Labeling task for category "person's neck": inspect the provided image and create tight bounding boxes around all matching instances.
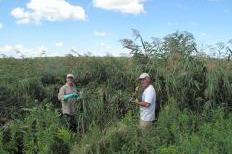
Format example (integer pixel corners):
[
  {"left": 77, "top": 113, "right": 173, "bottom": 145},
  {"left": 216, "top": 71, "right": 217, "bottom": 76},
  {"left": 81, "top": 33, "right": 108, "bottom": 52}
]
[
  {"left": 142, "top": 84, "right": 151, "bottom": 90},
  {"left": 66, "top": 82, "right": 74, "bottom": 87},
  {"left": 146, "top": 84, "right": 151, "bottom": 89}
]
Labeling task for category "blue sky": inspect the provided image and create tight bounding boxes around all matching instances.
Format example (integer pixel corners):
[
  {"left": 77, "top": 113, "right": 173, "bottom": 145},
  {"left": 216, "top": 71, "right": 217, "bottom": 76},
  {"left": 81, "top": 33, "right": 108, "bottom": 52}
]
[{"left": 0, "top": 0, "right": 231, "bottom": 57}]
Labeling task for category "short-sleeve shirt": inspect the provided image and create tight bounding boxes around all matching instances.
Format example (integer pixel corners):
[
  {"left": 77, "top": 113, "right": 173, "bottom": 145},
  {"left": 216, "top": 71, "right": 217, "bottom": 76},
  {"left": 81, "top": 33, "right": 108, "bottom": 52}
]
[{"left": 140, "top": 85, "right": 156, "bottom": 121}]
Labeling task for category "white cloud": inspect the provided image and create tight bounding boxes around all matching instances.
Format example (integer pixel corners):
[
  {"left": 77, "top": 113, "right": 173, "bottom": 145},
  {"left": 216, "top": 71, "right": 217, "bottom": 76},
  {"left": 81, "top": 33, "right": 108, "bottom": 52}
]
[
  {"left": 11, "top": 0, "right": 86, "bottom": 24},
  {"left": 0, "top": 23, "right": 2, "bottom": 29},
  {"left": 93, "top": 0, "right": 145, "bottom": 14},
  {"left": 55, "top": 42, "right": 64, "bottom": 47},
  {"left": 0, "top": 44, "right": 33, "bottom": 58},
  {"left": 97, "top": 42, "right": 128, "bottom": 56},
  {"left": 98, "top": 42, "right": 114, "bottom": 55},
  {"left": 94, "top": 31, "right": 110, "bottom": 37},
  {"left": 0, "top": 44, "right": 55, "bottom": 58},
  {"left": 100, "top": 42, "right": 106, "bottom": 46}
]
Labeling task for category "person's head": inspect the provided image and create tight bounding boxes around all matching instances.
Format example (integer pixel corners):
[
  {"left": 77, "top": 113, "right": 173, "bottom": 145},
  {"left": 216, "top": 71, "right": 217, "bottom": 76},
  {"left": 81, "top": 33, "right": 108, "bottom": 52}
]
[
  {"left": 138, "top": 73, "right": 151, "bottom": 89},
  {"left": 66, "top": 74, "right": 74, "bottom": 85}
]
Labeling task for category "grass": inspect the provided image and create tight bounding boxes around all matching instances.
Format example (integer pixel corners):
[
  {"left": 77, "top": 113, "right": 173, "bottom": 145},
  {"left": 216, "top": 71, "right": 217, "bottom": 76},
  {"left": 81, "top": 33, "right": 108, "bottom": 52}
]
[
  {"left": 72, "top": 99, "right": 232, "bottom": 154},
  {"left": 1, "top": 31, "right": 232, "bottom": 153}
]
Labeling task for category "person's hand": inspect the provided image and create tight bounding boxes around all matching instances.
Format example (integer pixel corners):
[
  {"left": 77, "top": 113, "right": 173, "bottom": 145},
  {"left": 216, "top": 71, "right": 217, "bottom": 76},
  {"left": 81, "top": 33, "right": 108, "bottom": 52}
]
[
  {"left": 135, "top": 99, "right": 139, "bottom": 104},
  {"left": 135, "top": 86, "right": 139, "bottom": 92},
  {"left": 131, "top": 98, "right": 139, "bottom": 104},
  {"left": 130, "top": 98, "right": 139, "bottom": 104}
]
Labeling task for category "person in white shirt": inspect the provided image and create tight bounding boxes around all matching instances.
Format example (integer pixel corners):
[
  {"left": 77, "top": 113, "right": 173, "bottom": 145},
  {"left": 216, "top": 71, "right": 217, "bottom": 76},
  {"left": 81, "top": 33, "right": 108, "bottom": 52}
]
[{"left": 134, "top": 73, "right": 156, "bottom": 129}]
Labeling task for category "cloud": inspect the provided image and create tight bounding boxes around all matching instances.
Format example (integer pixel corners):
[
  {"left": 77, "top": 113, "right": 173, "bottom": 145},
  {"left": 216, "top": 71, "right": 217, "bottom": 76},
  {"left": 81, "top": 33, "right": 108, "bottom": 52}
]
[
  {"left": 55, "top": 42, "right": 64, "bottom": 47},
  {"left": 97, "top": 42, "right": 128, "bottom": 56},
  {"left": 0, "top": 23, "right": 2, "bottom": 29},
  {"left": 0, "top": 44, "right": 33, "bottom": 57},
  {"left": 94, "top": 31, "right": 110, "bottom": 37},
  {"left": 0, "top": 44, "right": 54, "bottom": 58},
  {"left": 100, "top": 42, "right": 106, "bottom": 47},
  {"left": 93, "top": 0, "right": 145, "bottom": 14},
  {"left": 11, "top": 0, "right": 86, "bottom": 24}
]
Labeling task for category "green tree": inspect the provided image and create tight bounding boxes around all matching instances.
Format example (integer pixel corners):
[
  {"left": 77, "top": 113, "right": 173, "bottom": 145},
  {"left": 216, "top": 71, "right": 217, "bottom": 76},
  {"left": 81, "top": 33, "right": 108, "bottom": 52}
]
[{"left": 163, "top": 31, "right": 197, "bottom": 57}]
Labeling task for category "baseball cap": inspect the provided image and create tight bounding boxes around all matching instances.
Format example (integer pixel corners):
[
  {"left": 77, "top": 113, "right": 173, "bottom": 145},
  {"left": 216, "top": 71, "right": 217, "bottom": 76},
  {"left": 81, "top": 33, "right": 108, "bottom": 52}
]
[
  {"left": 66, "top": 74, "right": 74, "bottom": 78},
  {"left": 138, "top": 73, "right": 150, "bottom": 80}
]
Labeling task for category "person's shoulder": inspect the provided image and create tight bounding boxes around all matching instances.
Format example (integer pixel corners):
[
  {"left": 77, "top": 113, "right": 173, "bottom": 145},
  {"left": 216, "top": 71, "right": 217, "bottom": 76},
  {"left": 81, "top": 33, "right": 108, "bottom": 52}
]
[
  {"left": 147, "top": 85, "right": 155, "bottom": 92},
  {"left": 60, "top": 85, "right": 67, "bottom": 90},
  {"left": 147, "top": 84, "right": 153, "bottom": 89},
  {"left": 150, "top": 85, "right": 155, "bottom": 90}
]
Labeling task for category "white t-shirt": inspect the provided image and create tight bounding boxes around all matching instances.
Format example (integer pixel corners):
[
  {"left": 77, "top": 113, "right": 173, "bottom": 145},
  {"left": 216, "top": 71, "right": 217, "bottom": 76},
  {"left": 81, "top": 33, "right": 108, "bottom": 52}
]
[{"left": 140, "top": 85, "right": 156, "bottom": 121}]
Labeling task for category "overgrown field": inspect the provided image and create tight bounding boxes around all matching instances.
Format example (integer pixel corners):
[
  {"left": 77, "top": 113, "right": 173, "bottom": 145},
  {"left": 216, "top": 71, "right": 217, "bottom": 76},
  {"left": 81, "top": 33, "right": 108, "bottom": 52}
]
[{"left": 0, "top": 31, "right": 232, "bottom": 154}]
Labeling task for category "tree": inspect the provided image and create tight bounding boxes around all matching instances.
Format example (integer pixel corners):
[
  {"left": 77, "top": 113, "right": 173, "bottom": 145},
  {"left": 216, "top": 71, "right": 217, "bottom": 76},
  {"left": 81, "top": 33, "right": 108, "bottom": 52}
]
[
  {"left": 163, "top": 31, "right": 197, "bottom": 57},
  {"left": 120, "top": 29, "right": 164, "bottom": 59}
]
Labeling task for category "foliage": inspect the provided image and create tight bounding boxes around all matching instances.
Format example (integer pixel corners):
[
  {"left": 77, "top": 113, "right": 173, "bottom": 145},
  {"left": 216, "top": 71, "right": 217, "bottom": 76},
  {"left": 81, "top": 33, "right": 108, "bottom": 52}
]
[
  {"left": 72, "top": 98, "right": 232, "bottom": 154},
  {"left": 1, "top": 30, "right": 232, "bottom": 154},
  {"left": 1, "top": 104, "right": 75, "bottom": 154}
]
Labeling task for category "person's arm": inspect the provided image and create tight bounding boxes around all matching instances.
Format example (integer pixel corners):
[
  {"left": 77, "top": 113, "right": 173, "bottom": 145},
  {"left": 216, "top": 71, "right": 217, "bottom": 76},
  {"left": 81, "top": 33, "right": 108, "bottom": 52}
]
[
  {"left": 135, "top": 99, "right": 150, "bottom": 108},
  {"left": 58, "top": 87, "right": 65, "bottom": 101},
  {"left": 135, "top": 87, "right": 155, "bottom": 108}
]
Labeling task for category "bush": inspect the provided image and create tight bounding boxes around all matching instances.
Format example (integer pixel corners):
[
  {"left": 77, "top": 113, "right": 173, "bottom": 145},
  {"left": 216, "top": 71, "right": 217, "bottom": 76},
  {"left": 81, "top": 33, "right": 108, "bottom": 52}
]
[{"left": 1, "top": 104, "right": 75, "bottom": 154}]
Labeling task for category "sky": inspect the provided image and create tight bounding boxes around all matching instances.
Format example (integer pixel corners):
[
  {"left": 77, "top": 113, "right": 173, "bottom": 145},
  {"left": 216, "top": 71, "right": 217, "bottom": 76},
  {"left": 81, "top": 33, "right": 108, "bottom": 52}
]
[{"left": 0, "top": 0, "right": 231, "bottom": 57}]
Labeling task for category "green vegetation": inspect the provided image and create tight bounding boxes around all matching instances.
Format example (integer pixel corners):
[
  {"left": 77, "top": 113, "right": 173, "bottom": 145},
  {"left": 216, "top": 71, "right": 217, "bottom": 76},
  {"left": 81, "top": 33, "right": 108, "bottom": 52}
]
[{"left": 0, "top": 31, "right": 232, "bottom": 154}]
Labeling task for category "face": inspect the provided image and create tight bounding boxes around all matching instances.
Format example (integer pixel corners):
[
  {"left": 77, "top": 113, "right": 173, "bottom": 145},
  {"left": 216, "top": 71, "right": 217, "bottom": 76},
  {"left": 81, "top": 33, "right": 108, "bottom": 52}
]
[
  {"left": 66, "top": 77, "right": 74, "bottom": 84},
  {"left": 140, "top": 77, "right": 150, "bottom": 89}
]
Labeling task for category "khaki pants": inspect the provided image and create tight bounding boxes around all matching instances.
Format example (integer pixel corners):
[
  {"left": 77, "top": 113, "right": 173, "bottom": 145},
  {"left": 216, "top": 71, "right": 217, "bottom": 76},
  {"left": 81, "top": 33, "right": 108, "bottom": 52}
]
[{"left": 139, "top": 120, "right": 153, "bottom": 129}]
